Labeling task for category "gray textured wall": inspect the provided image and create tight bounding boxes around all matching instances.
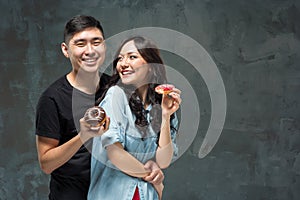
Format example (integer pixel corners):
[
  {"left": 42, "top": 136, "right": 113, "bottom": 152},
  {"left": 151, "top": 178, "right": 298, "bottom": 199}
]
[{"left": 1, "top": 0, "right": 300, "bottom": 199}]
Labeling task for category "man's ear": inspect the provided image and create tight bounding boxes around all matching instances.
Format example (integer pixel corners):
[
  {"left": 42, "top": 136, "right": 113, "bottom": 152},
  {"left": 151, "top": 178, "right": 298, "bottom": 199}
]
[{"left": 61, "top": 42, "right": 69, "bottom": 58}]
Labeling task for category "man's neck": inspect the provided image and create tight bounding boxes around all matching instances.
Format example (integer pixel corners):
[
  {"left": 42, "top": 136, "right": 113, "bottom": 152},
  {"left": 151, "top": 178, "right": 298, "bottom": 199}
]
[{"left": 67, "top": 70, "right": 100, "bottom": 94}]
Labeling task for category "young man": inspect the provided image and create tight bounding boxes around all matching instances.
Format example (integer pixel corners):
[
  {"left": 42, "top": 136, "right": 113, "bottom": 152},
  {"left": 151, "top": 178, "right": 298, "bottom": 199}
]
[{"left": 35, "top": 15, "right": 164, "bottom": 200}]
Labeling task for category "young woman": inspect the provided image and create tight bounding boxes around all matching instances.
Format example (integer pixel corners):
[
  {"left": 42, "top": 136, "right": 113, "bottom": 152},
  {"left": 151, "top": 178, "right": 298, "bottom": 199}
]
[{"left": 88, "top": 36, "right": 182, "bottom": 200}]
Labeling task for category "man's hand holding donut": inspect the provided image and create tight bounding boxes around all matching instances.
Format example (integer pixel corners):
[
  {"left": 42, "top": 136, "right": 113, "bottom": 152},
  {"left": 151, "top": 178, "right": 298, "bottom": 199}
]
[{"left": 79, "top": 106, "right": 110, "bottom": 143}]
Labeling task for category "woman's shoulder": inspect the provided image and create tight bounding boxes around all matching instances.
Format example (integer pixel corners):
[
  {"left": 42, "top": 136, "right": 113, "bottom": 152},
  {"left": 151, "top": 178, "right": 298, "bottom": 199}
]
[
  {"left": 100, "top": 85, "right": 129, "bottom": 119},
  {"left": 101, "top": 85, "right": 128, "bottom": 107},
  {"left": 106, "top": 85, "right": 126, "bottom": 97}
]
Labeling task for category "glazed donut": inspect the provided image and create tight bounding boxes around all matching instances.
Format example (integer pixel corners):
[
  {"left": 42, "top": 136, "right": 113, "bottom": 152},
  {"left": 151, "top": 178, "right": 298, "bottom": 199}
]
[
  {"left": 155, "top": 84, "right": 175, "bottom": 94},
  {"left": 84, "top": 106, "right": 106, "bottom": 127}
]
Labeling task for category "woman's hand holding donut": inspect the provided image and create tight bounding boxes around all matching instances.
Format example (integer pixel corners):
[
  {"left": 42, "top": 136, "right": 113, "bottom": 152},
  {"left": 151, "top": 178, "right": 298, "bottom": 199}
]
[{"left": 156, "top": 84, "right": 182, "bottom": 117}]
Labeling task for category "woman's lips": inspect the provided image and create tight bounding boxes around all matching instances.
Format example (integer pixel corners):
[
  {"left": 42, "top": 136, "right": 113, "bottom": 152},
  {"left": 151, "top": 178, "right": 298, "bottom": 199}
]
[{"left": 121, "top": 70, "right": 134, "bottom": 75}]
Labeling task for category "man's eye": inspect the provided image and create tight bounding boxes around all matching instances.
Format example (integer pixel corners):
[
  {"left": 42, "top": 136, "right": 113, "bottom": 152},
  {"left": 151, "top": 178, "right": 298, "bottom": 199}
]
[
  {"left": 76, "top": 42, "right": 85, "bottom": 47},
  {"left": 93, "top": 40, "right": 103, "bottom": 46}
]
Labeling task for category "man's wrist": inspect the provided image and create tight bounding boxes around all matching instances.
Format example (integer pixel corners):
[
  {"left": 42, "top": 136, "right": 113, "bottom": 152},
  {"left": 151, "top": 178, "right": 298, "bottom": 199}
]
[{"left": 78, "top": 132, "right": 91, "bottom": 144}]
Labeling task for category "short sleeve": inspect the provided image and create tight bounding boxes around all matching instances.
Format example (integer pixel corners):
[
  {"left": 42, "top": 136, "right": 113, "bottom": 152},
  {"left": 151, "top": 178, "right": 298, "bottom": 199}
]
[
  {"left": 99, "top": 86, "right": 129, "bottom": 148},
  {"left": 35, "top": 93, "right": 61, "bottom": 140}
]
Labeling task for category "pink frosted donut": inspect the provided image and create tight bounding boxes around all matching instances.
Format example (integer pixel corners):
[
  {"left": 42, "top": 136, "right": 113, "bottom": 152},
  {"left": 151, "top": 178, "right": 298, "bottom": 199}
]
[{"left": 155, "top": 84, "right": 175, "bottom": 94}]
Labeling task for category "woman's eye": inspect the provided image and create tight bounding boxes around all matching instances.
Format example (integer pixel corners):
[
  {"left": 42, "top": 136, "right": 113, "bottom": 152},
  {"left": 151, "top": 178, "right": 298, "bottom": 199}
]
[{"left": 130, "top": 55, "right": 137, "bottom": 59}]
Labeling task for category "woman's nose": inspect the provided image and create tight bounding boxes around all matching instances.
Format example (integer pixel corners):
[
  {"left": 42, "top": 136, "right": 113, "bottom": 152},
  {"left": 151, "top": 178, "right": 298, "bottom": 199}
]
[{"left": 120, "top": 58, "right": 129, "bottom": 68}]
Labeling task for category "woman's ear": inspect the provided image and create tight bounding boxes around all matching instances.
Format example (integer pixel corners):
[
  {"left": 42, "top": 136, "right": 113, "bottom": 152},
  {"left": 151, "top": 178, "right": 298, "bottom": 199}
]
[{"left": 61, "top": 42, "right": 69, "bottom": 58}]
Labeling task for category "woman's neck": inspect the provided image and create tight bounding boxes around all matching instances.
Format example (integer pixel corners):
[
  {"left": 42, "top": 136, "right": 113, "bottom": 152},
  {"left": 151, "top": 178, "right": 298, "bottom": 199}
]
[
  {"left": 67, "top": 70, "right": 100, "bottom": 94},
  {"left": 136, "top": 85, "right": 149, "bottom": 108}
]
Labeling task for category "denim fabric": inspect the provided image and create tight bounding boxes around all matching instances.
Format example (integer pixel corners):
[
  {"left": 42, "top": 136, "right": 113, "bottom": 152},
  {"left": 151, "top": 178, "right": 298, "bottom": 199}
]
[{"left": 88, "top": 86, "right": 178, "bottom": 200}]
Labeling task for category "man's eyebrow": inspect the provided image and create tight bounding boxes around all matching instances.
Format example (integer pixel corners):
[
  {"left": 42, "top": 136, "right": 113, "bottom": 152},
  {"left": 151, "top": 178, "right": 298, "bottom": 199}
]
[
  {"left": 91, "top": 37, "right": 104, "bottom": 41},
  {"left": 73, "top": 39, "right": 85, "bottom": 43},
  {"left": 73, "top": 37, "right": 103, "bottom": 43}
]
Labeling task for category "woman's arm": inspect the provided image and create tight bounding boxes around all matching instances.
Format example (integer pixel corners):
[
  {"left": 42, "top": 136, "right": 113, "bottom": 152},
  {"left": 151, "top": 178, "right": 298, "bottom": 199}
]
[
  {"left": 155, "top": 89, "right": 181, "bottom": 169},
  {"left": 106, "top": 142, "right": 150, "bottom": 177},
  {"left": 100, "top": 87, "right": 149, "bottom": 177},
  {"left": 106, "top": 142, "right": 164, "bottom": 199},
  {"left": 155, "top": 115, "right": 174, "bottom": 169}
]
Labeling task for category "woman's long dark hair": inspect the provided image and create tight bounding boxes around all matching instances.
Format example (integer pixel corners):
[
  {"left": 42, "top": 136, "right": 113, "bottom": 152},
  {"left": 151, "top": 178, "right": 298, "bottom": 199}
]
[{"left": 96, "top": 36, "right": 173, "bottom": 135}]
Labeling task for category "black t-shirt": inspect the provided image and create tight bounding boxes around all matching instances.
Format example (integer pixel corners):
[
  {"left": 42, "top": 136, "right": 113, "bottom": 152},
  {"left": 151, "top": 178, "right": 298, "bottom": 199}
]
[{"left": 35, "top": 73, "right": 110, "bottom": 200}]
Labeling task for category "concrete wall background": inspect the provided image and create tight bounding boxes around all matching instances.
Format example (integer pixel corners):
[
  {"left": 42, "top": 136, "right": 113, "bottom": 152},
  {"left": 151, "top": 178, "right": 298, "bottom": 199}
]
[{"left": 0, "top": 0, "right": 299, "bottom": 199}]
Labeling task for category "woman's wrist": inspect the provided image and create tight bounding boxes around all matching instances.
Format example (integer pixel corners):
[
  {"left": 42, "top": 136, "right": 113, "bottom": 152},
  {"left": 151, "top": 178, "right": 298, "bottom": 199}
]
[{"left": 161, "top": 112, "right": 171, "bottom": 120}]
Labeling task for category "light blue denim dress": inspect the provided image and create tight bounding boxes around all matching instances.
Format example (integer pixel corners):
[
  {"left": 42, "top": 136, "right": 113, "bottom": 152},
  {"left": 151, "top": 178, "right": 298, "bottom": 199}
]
[{"left": 88, "top": 86, "right": 178, "bottom": 200}]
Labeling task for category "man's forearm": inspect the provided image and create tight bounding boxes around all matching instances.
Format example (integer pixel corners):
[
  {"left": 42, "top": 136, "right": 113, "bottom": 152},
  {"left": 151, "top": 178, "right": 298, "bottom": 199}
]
[{"left": 36, "top": 134, "right": 85, "bottom": 174}]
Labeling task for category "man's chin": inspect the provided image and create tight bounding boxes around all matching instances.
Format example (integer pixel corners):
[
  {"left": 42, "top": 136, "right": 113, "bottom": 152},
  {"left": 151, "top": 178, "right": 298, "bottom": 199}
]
[{"left": 78, "top": 65, "right": 100, "bottom": 74}]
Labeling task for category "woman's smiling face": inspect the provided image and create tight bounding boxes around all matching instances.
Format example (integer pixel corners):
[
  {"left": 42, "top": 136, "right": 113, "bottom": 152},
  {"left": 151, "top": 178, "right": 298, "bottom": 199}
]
[{"left": 116, "top": 40, "right": 151, "bottom": 87}]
